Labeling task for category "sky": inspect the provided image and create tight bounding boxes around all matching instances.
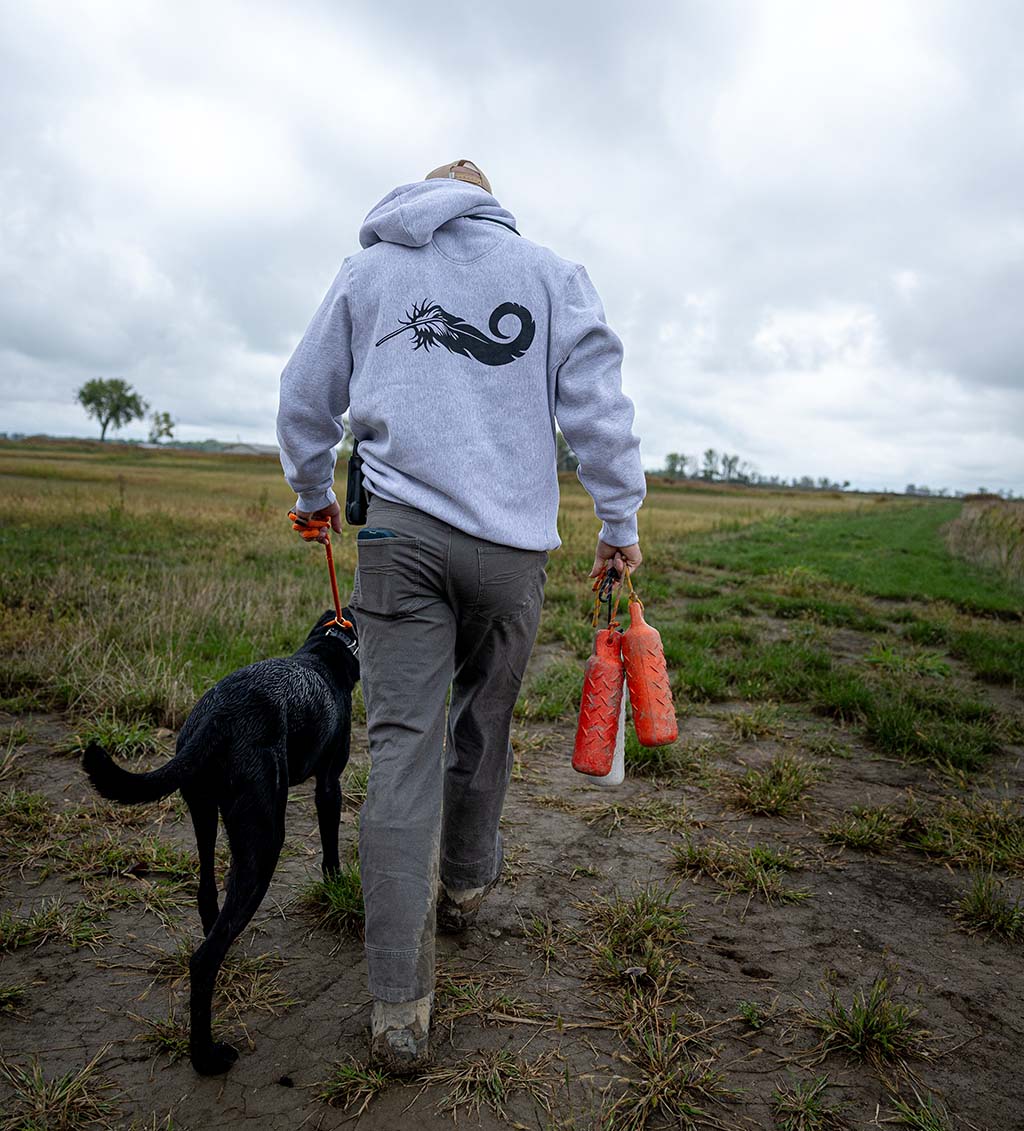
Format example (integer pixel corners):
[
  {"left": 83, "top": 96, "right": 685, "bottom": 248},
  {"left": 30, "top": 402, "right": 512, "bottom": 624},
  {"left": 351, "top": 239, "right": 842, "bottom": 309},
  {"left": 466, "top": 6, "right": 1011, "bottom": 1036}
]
[{"left": 1, "top": 0, "right": 1022, "bottom": 494}]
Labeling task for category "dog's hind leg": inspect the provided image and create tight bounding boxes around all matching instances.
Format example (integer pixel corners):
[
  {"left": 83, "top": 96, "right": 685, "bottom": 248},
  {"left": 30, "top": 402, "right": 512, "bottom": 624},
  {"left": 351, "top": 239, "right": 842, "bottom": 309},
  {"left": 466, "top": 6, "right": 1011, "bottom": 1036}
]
[
  {"left": 314, "top": 770, "right": 343, "bottom": 878},
  {"left": 184, "top": 789, "right": 220, "bottom": 936},
  {"left": 188, "top": 785, "right": 285, "bottom": 1076}
]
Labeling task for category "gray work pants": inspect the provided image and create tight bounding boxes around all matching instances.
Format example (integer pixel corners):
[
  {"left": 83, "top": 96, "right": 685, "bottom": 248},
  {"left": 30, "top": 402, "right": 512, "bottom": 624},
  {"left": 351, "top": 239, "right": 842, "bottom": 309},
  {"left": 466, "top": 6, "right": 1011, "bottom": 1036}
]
[{"left": 349, "top": 495, "right": 547, "bottom": 1002}]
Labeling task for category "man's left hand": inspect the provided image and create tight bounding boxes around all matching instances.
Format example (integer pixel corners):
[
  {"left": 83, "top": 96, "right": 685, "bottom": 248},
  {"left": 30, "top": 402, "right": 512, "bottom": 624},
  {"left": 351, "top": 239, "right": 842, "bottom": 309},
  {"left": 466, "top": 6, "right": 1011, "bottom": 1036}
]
[{"left": 293, "top": 501, "right": 343, "bottom": 544}]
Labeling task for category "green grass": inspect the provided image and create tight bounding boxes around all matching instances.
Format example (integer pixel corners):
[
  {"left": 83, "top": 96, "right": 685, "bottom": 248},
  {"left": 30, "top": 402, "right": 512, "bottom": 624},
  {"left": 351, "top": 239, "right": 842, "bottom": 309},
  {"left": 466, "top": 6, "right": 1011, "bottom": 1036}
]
[
  {"left": 576, "top": 884, "right": 690, "bottom": 987},
  {"left": 770, "top": 1074, "right": 847, "bottom": 1130},
  {"left": 727, "top": 753, "right": 820, "bottom": 816},
  {"left": 805, "top": 977, "right": 933, "bottom": 1074},
  {"left": 600, "top": 1021, "right": 736, "bottom": 1131},
  {"left": 824, "top": 808, "right": 901, "bottom": 852},
  {"left": 515, "top": 659, "right": 581, "bottom": 720},
  {"left": 0, "top": 1049, "right": 121, "bottom": 1131},
  {"left": 316, "top": 1057, "right": 391, "bottom": 1116},
  {"left": 888, "top": 1090, "right": 954, "bottom": 1129},
  {"left": 66, "top": 713, "right": 168, "bottom": 759},
  {"left": 825, "top": 796, "right": 1024, "bottom": 872},
  {"left": 298, "top": 859, "right": 365, "bottom": 936},
  {"left": 62, "top": 831, "right": 196, "bottom": 883},
  {"left": 672, "top": 835, "right": 809, "bottom": 905},
  {"left": 953, "top": 873, "right": 1024, "bottom": 942},
  {"left": 419, "top": 1049, "right": 556, "bottom": 1122},
  {"left": 132, "top": 1013, "right": 191, "bottom": 1063},
  {"left": 728, "top": 702, "right": 782, "bottom": 740},
  {"left": 0, "top": 981, "right": 29, "bottom": 1015},
  {"left": 624, "top": 726, "right": 693, "bottom": 778},
  {"left": 0, "top": 898, "right": 110, "bottom": 953},
  {"left": 675, "top": 502, "right": 1022, "bottom": 614}
]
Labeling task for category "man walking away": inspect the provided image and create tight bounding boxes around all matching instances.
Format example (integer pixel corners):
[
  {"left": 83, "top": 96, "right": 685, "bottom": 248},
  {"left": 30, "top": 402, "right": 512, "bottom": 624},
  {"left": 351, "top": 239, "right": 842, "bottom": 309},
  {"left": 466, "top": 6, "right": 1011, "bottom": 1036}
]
[{"left": 277, "top": 158, "right": 645, "bottom": 1073}]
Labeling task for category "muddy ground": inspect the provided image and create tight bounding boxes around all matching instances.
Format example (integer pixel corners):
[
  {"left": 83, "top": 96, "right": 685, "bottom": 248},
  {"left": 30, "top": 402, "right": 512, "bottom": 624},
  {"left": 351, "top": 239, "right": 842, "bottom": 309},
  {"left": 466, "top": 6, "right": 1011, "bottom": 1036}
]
[{"left": 1, "top": 579, "right": 1022, "bottom": 1130}]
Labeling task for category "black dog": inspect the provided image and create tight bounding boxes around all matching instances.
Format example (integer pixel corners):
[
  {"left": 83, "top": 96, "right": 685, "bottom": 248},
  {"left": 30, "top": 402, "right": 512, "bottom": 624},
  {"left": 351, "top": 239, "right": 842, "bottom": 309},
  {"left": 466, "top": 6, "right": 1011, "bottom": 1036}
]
[{"left": 83, "top": 609, "right": 359, "bottom": 1076}]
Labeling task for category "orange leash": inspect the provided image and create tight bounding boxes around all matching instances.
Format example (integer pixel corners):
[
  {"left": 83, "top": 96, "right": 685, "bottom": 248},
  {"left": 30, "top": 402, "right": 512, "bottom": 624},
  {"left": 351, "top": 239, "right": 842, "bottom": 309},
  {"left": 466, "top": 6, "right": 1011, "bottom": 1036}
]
[{"left": 287, "top": 511, "right": 353, "bottom": 629}]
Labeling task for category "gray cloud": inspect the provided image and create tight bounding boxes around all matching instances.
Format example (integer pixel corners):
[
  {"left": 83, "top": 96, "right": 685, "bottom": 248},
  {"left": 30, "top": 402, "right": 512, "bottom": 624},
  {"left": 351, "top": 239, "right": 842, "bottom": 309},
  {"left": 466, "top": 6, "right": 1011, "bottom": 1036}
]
[{"left": 1, "top": 0, "right": 1021, "bottom": 492}]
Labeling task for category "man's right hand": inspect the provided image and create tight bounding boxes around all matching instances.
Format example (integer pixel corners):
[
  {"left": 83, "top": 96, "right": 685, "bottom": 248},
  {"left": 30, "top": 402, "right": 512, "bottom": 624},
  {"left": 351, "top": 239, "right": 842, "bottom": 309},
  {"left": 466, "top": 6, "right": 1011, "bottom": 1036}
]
[{"left": 589, "top": 539, "right": 642, "bottom": 581}]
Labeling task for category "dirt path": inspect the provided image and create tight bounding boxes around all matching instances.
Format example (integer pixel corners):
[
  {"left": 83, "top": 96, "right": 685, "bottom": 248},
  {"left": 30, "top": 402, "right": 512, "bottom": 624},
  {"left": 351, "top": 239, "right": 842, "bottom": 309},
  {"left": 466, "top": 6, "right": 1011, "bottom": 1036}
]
[{"left": 1, "top": 599, "right": 1022, "bottom": 1129}]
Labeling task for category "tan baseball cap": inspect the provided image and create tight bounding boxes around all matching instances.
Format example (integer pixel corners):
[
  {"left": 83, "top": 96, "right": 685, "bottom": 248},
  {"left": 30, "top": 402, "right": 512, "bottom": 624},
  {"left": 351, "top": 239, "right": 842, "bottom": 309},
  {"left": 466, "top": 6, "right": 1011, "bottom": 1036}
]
[{"left": 424, "top": 159, "right": 492, "bottom": 194}]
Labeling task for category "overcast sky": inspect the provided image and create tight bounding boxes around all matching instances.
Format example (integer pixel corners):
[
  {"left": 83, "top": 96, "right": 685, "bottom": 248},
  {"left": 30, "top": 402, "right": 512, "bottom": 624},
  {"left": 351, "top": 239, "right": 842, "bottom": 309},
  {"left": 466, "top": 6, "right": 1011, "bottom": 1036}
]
[{"left": 2, "top": 0, "right": 1022, "bottom": 493}]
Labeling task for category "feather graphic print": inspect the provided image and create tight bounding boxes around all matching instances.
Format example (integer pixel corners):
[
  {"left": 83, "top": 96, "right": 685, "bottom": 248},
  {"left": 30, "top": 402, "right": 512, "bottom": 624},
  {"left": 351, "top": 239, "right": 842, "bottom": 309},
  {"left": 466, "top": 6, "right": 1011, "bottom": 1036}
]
[{"left": 375, "top": 300, "right": 536, "bottom": 367}]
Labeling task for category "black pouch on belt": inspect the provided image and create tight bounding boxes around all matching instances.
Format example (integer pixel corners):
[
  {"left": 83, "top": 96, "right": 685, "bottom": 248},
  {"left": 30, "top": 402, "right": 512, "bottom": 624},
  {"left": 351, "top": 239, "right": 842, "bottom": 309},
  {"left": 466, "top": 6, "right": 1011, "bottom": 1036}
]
[{"left": 345, "top": 439, "right": 369, "bottom": 526}]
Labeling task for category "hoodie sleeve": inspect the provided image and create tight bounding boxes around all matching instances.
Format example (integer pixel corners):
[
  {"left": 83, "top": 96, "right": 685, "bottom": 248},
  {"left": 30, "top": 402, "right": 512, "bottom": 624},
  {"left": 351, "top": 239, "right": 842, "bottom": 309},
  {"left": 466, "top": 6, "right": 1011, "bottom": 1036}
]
[
  {"left": 276, "top": 261, "right": 353, "bottom": 513},
  {"left": 552, "top": 266, "right": 646, "bottom": 546}
]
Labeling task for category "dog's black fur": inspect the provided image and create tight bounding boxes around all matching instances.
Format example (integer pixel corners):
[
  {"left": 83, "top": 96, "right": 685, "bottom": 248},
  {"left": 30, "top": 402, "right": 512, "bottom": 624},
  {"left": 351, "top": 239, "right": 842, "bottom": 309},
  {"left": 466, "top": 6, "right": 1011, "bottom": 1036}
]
[{"left": 83, "top": 608, "right": 359, "bottom": 1076}]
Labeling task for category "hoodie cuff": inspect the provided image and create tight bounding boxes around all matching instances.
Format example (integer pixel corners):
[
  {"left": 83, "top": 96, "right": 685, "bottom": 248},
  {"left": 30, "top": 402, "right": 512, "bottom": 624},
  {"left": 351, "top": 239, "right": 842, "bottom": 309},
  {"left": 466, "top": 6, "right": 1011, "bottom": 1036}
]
[
  {"left": 599, "top": 515, "right": 639, "bottom": 548},
  {"left": 295, "top": 485, "right": 337, "bottom": 514}
]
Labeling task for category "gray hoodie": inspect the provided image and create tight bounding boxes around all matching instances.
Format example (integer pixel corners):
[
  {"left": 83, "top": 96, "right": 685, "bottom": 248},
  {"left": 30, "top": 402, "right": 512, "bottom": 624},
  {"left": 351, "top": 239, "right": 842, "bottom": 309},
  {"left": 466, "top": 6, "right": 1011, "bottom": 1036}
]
[{"left": 276, "top": 179, "right": 645, "bottom": 550}]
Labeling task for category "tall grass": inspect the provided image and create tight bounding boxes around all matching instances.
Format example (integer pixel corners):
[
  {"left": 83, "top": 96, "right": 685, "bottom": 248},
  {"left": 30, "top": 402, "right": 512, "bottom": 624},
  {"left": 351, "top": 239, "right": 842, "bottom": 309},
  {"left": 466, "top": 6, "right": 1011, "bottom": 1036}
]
[{"left": 944, "top": 497, "right": 1024, "bottom": 588}]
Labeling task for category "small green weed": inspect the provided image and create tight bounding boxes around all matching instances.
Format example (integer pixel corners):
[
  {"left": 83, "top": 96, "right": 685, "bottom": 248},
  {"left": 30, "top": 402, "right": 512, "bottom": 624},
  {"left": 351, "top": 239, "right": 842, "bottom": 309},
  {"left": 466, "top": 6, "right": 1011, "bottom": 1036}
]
[
  {"left": 132, "top": 1012, "right": 191, "bottom": 1063},
  {"left": 343, "top": 761, "right": 370, "bottom": 808},
  {"left": 577, "top": 884, "right": 690, "bottom": 987},
  {"left": 737, "top": 999, "right": 773, "bottom": 1031},
  {"left": 148, "top": 942, "right": 295, "bottom": 1014},
  {"left": 865, "top": 643, "right": 950, "bottom": 679},
  {"left": 625, "top": 727, "right": 693, "bottom": 778},
  {"left": 0, "top": 981, "right": 29, "bottom": 1015},
  {"left": 63, "top": 830, "right": 196, "bottom": 883},
  {"left": 582, "top": 797, "right": 692, "bottom": 835},
  {"left": 888, "top": 1088, "right": 954, "bottom": 1129}
]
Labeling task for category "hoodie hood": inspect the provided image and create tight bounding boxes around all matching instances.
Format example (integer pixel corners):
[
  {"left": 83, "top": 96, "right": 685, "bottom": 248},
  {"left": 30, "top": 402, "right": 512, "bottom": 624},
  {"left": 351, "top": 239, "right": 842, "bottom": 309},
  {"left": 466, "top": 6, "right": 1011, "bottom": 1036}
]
[{"left": 358, "top": 180, "right": 517, "bottom": 250}]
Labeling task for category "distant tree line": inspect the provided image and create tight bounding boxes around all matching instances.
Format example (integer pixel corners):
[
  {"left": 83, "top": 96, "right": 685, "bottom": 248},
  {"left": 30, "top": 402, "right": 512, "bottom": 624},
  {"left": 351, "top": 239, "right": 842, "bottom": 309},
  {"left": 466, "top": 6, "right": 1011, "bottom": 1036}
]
[
  {"left": 661, "top": 448, "right": 851, "bottom": 492},
  {"left": 656, "top": 450, "right": 1018, "bottom": 498}
]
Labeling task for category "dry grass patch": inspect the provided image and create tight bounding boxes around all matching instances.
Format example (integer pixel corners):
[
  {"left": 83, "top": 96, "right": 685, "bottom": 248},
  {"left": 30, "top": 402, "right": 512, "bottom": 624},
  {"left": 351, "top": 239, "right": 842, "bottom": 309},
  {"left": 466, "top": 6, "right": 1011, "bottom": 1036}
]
[
  {"left": 418, "top": 1047, "right": 557, "bottom": 1122},
  {"left": 0, "top": 897, "right": 110, "bottom": 953},
  {"left": 602, "top": 1015, "right": 738, "bottom": 1131},
  {"left": 146, "top": 941, "right": 296, "bottom": 1016},
  {"left": 581, "top": 797, "right": 692, "bottom": 835}
]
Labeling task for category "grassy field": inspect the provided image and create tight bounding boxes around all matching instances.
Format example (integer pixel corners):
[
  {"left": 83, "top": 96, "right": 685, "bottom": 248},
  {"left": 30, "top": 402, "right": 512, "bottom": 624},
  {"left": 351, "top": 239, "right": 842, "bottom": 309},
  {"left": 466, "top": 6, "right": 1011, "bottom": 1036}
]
[{"left": 1, "top": 439, "right": 1022, "bottom": 1130}]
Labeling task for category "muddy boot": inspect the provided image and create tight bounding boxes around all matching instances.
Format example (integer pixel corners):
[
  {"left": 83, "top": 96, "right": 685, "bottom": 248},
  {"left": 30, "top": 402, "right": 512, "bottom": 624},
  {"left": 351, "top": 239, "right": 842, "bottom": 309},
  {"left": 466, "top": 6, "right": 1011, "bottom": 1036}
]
[
  {"left": 436, "top": 877, "right": 499, "bottom": 934},
  {"left": 369, "top": 993, "right": 433, "bottom": 1076}
]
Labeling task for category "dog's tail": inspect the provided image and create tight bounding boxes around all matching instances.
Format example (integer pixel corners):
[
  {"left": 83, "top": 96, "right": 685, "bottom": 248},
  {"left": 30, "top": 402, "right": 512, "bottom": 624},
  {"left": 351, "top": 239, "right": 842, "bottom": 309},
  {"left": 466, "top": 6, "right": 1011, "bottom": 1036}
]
[{"left": 83, "top": 739, "right": 196, "bottom": 804}]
